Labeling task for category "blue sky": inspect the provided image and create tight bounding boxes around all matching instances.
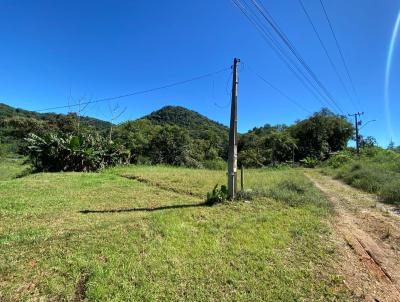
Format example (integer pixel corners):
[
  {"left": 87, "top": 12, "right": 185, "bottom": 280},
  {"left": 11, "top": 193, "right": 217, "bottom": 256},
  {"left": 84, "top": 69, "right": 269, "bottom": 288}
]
[{"left": 1, "top": 0, "right": 399, "bottom": 146}]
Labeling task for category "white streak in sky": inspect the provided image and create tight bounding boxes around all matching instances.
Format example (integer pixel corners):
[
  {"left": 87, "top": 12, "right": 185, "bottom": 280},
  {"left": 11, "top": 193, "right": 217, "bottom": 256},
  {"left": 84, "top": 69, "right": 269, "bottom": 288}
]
[{"left": 385, "top": 11, "right": 400, "bottom": 140}]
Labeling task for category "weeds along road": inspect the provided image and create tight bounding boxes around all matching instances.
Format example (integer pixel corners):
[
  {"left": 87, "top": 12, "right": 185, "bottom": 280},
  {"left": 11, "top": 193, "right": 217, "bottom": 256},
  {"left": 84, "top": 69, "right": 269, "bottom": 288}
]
[{"left": 306, "top": 171, "right": 400, "bottom": 302}]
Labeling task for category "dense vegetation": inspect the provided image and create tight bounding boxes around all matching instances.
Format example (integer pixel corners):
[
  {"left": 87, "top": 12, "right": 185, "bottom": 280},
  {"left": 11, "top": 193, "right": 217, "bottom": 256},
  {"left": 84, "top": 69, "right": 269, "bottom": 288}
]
[
  {"left": 323, "top": 146, "right": 400, "bottom": 205},
  {"left": 1, "top": 103, "right": 354, "bottom": 172},
  {"left": 238, "top": 109, "right": 353, "bottom": 167},
  {"left": 0, "top": 103, "right": 111, "bottom": 155}
]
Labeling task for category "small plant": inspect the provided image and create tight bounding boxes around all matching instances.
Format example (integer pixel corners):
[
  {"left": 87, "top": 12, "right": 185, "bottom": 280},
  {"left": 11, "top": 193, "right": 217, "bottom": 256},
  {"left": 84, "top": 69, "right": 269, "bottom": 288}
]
[
  {"left": 206, "top": 184, "right": 228, "bottom": 206},
  {"left": 382, "top": 227, "right": 392, "bottom": 240}
]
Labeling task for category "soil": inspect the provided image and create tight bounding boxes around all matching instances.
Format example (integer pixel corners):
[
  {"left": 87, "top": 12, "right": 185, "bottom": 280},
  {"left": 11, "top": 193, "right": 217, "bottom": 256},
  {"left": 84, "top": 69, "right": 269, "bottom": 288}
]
[{"left": 306, "top": 172, "right": 400, "bottom": 302}]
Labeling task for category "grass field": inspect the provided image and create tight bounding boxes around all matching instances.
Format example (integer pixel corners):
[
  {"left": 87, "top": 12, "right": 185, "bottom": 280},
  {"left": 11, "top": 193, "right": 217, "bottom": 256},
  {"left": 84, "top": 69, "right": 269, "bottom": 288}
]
[
  {"left": 0, "top": 165, "right": 353, "bottom": 301},
  {"left": 0, "top": 156, "right": 28, "bottom": 181}
]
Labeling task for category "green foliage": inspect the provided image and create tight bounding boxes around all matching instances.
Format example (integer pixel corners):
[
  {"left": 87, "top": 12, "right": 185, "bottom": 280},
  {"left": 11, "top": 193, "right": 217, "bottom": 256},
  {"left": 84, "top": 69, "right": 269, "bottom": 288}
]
[
  {"left": 379, "top": 179, "right": 400, "bottom": 204},
  {"left": 25, "top": 133, "right": 129, "bottom": 172},
  {"left": 323, "top": 150, "right": 354, "bottom": 168},
  {"left": 149, "top": 125, "right": 199, "bottom": 167},
  {"left": 145, "top": 106, "right": 228, "bottom": 159},
  {"left": 238, "top": 109, "right": 353, "bottom": 167},
  {"left": 3, "top": 103, "right": 354, "bottom": 170},
  {"left": 0, "top": 144, "right": 5, "bottom": 158},
  {"left": 145, "top": 105, "right": 228, "bottom": 140},
  {"left": 114, "top": 119, "right": 161, "bottom": 163},
  {"left": 0, "top": 103, "right": 112, "bottom": 153},
  {"left": 114, "top": 107, "right": 230, "bottom": 167},
  {"left": 203, "top": 159, "right": 227, "bottom": 170},
  {"left": 323, "top": 148, "right": 400, "bottom": 205},
  {"left": 206, "top": 184, "right": 228, "bottom": 205},
  {"left": 300, "top": 156, "right": 319, "bottom": 168},
  {"left": 264, "top": 130, "right": 297, "bottom": 165},
  {"left": 360, "top": 136, "right": 377, "bottom": 148},
  {"left": 290, "top": 109, "right": 353, "bottom": 160}
]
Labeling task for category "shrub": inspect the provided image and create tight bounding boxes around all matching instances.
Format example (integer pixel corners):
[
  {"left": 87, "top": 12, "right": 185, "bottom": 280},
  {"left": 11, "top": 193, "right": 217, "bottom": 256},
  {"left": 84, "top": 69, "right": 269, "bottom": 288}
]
[
  {"left": 25, "top": 133, "right": 129, "bottom": 172},
  {"left": 206, "top": 184, "right": 228, "bottom": 205},
  {"left": 203, "top": 159, "right": 226, "bottom": 170},
  {"left": 300, "top": 156, "right": 319, "bottom": 168},
  {"left": 324, "top": 150, "right": 353, "bottom": 168},
  {"left": 379, "top": 179, "right": 400, "bottom": 205}
]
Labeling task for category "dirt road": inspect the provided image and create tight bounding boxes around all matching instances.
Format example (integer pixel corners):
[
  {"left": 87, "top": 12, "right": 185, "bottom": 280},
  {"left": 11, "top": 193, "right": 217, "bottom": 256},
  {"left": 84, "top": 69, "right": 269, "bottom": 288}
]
[{"left": 306, "top": 171, "right": 400, "bottom": 302}]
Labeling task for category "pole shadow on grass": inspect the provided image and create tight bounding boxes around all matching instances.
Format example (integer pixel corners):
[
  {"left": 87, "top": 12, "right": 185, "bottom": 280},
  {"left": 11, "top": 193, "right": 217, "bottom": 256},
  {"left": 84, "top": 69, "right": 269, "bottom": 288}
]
[{"left": 79, "top": 201, "right": 210, "bottom": 214}]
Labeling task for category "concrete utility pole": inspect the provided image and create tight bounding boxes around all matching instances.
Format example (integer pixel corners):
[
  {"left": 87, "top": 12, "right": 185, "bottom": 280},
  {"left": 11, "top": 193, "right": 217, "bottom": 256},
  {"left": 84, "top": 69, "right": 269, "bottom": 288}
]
[
  {"left": 228, "top": 58, "right": 240, "bottom": 199},
  {"left": 349, "top": 112, "right": 364, "bottom": 155}
]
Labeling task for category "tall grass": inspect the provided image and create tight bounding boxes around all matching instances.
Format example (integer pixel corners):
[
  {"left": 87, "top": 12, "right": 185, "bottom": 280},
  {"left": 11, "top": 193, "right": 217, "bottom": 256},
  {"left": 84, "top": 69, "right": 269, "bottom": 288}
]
[{"left": 323, "top": 148, "right": 400, "bottom": 205}]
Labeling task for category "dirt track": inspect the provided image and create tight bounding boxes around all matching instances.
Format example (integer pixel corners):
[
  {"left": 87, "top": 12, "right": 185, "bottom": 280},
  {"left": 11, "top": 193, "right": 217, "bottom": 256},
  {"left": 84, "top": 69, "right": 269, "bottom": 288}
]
[{"left": 306, "top": 172, "right": 400, "bottom": 302}]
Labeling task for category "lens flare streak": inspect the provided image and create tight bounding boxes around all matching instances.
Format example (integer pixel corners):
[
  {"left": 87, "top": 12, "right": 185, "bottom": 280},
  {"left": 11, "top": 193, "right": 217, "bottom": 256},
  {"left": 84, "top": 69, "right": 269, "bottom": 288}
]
[{"left": 385, "top": 11, "right": 400, "bottom": 140}]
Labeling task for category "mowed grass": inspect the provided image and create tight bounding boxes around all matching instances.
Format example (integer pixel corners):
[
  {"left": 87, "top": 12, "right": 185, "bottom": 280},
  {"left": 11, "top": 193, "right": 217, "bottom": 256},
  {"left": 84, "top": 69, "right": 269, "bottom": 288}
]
[
  {"left": 0, "top": 166, "right": 352, "bottom": 301},
  {"left": 0, "top": 157, "right": 28, "bottom": 181}
]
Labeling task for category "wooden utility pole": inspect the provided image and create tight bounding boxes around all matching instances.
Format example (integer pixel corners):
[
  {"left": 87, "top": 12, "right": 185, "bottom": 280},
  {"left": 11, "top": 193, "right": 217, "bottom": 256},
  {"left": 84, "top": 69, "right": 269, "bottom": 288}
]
[
  {"left": 349, "top": 112, "right": 364, "bottom": 155},
  {"left": 228, "top": 58, "right": 240, "bottom": 199}
]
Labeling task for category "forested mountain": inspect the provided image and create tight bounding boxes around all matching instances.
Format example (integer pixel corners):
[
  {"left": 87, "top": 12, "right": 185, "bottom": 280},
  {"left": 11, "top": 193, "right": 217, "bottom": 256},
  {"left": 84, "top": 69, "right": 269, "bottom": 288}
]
[
  {"left": 114, "top": 106, "right": 229, "bottom": 167},
  {"left": 143, "top": 106, "right": 228, "bottom": 139},
  {"left": 0, "top": 103, "right": 111, "bottom": 134}
]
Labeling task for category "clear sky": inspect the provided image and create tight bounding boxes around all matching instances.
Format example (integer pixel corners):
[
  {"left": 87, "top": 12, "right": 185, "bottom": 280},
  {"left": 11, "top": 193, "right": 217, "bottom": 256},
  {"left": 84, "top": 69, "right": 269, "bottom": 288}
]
[{"left": 1, "top": 0, "right": 399, "bottom": 146}]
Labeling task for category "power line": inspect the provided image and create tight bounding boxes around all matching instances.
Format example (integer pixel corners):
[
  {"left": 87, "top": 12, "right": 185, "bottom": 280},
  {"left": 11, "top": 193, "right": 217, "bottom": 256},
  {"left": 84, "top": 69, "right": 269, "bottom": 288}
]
[
  {"left": 249, "top": 0, "right": 345, "bottom": 114},
  {"left": 34, "top": 67, "right": 231, "bottom": 112},
  {"left": 233, "top": 0, "right": 330, "bottom": 109},
  {"left": 298, "top": 0, "right": 358, "bottom": 111},
  {"left": 319, "top": 0, "right": 363, "bottom": 111},
  {"left": 232, "top": 0, "right": 332, "bottom": 110},
  {"left": 244, "top": 63, "right": 311, "bottom": 114}
]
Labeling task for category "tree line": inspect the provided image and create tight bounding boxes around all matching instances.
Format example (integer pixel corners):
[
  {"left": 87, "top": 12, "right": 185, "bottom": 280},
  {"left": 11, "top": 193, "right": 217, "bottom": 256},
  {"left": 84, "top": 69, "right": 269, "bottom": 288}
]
[{"left": 0, "top": 104, "right": 365, "bottom": 172}]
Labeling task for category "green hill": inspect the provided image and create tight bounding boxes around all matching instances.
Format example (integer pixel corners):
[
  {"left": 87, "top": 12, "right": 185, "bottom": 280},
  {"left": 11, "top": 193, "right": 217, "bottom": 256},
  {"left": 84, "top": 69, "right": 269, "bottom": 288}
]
[
  {"left": 143, "top": 106, "right": 228, "bottom": 139},
  {"left": 0, "top": 103, "right": 112, "bottom": 133},
  {"left": 0, "top": 103, "right": 112, "bottom": 154}
]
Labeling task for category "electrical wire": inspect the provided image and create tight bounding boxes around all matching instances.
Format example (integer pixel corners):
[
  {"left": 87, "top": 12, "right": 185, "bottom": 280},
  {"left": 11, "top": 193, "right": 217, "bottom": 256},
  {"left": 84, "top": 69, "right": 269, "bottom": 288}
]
[
  {"left": 249, "top": 0, "right": 345, "bottom": 114},
  {"left": 298, "top": 0, "right": 358, "bottom": 111},
  {"left": 232, "top": 0, "right": 332, "bottom": 110},
  {"left": 319, "top": 0, "right": 363, "bottom": 111},
  {"left": 244, "top": 63, "right": 312, "bottom": 114},
  {"left": 35, "top": 66, "right": 231, "bottom": 112}
]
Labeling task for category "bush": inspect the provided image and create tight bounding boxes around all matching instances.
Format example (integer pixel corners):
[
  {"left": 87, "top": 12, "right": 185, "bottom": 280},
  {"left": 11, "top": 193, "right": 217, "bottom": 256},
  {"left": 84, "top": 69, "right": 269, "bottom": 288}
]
[
  {"left": 25, "top": 133, "right": 129, "bottom": 172},
  {"left": 206, "top": 184, "right": 228, "bottom": 205},
  {"left": 300, "top": 156, "right": 319, "bottom": 168},
  {"left": 324, "top": 150, "right": 354, "bottom": 168},
  {"left": 203, "top": 159, "right": 226, "bottom": 170},
  {"left": 379, "top": 179, "right": 400, "bottom": 205}
]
